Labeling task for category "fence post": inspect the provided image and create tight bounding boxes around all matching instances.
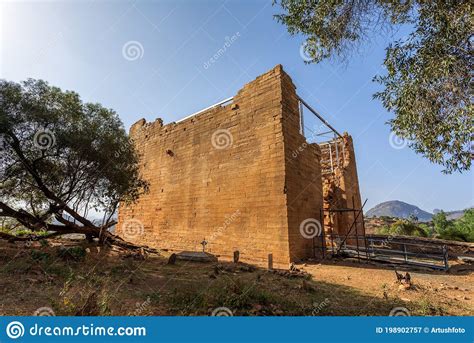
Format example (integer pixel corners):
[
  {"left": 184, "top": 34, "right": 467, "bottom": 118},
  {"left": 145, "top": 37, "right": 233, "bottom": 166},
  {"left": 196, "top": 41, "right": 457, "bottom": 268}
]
[
  {"left": 403, "top": 244, "right": 408, "bottom": 263},
  {"left": 369, "top": 239, "right": 373, "bottom": 259},
  {"left": 443, "top": 245, "right": 449, "bottom": 270}
]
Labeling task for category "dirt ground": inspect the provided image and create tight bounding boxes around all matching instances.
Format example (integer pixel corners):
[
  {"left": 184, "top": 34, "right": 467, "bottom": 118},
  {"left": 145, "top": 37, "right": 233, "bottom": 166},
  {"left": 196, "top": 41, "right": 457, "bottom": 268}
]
[
  {"left": 298, "top": 259, "right": 474, "bottom": 315},
  {"left": 0, "top": 240, "right": 472, "bottom": 316}
]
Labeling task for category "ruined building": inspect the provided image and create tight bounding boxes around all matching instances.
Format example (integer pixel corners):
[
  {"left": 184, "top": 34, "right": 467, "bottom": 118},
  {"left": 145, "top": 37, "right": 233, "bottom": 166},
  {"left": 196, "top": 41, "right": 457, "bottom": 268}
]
[{"left": 117, "top": 65, "right": 364, "bottom": 268}]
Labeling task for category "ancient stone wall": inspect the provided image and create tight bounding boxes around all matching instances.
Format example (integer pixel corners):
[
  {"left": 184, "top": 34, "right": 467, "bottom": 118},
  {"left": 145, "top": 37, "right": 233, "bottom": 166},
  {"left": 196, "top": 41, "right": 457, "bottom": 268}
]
[
  {"left": 117, "top": 65, "right": 362, "bottom": 266},
  {"left": 320, "top": 135, "right": 365, "bottom": 246},
  {"left": 280, "top": 72, "right": 324, "bottom": 260},
  {"left": 117, "top": 65, "right": 323, "bottom": 267}
]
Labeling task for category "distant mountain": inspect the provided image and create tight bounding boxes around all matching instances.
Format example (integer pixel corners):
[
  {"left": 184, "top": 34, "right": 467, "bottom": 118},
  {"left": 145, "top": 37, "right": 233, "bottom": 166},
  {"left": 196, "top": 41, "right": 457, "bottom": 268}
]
[
  {"left": 365, "top": 200, "right": 433, "bottom": 221},
  {"left": 434, "top": 208, "right": 473, "bottom": 220}
]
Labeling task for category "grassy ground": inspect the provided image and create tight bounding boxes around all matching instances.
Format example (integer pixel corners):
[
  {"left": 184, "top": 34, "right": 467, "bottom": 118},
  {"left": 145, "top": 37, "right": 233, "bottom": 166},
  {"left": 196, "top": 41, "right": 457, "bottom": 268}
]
[{"left": 0, "top": 240, "right": 472, "bottom": 316}]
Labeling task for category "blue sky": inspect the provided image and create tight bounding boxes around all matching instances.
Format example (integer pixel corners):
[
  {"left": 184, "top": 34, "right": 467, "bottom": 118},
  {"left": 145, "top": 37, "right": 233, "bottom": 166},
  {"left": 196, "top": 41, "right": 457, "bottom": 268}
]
[{"left": 1, "top": 0, "right": 472, "bottom": 212}]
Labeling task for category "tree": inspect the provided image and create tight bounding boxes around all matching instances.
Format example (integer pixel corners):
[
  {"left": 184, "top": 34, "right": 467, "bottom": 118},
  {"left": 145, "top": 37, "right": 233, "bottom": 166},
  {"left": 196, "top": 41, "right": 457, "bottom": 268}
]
[
  {"left": 454, "top": 209, "right": 474, "bottom": 242},
  {"left": 0, "top": 79, "right": 149, "bottom": 248},
  {"left": 432, "top": 210, "right": 470, "bottom": 242},
  {"left": 432, "top": 210, "right": 452, "bottom": 234},
  {"left": 274, "top": 0, "right": 472, "bottom": 173}
]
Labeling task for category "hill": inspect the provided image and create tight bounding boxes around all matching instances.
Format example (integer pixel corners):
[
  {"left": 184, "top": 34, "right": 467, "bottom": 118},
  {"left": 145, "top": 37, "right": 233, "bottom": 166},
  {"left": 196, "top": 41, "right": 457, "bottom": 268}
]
[{"left": 365, "top": 200, "right": 433, "bottom": 221}]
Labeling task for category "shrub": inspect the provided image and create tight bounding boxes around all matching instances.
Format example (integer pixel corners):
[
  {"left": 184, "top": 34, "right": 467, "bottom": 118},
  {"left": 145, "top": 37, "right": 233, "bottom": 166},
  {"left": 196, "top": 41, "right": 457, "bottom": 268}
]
[
  {"left": 432, "top": 210, "right": 473, "bottom": 242},
  {"left": 389, "top": 220, "right": 428, "bottom": 237},
  {"left": 453, "top": 209, "right": 474, "bottom": 242}
]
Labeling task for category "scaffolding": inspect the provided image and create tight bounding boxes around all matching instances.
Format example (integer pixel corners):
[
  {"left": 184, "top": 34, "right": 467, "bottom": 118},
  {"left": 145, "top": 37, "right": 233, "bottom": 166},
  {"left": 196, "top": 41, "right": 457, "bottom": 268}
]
[
  {"left": 319, "top": 139, "right": 346, "bottom": 175},
  {"left": 297, "top": 95, "right": 449, "bottom": 270},
  {"left": 322, "top": 198, "right": 368, "bottom": 262}
]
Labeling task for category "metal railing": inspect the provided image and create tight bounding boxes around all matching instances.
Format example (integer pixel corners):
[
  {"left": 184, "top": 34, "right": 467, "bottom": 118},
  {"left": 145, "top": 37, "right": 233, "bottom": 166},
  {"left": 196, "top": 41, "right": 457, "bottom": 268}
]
[
  {"left": 296, "top": 95, "right": 346, "bottom": 174},
  {"left": 175, "top": 97, "right": 234, "bottom": 123},
  {"left": 297, "top": 95, "right": 342, "bottom": 139},
  {"left": 327, "top": 234, "right": 449, "bottom": 270}
]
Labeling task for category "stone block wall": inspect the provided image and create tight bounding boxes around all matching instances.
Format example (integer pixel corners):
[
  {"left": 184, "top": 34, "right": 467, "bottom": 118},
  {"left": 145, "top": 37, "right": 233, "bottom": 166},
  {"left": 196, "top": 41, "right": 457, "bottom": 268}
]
[
  {"left": 118, "top": 65, "right": 326, "bottom": 267},
  {"left": 280, "top": 72, "right": 324, "bottom": 261}
]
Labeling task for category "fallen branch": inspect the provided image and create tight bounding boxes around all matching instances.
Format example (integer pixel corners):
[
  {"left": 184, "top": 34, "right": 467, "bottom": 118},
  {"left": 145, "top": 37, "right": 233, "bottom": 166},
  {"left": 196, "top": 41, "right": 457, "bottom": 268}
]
[{"left": 1, "top": 201, "right": 157, "bottom": 254}]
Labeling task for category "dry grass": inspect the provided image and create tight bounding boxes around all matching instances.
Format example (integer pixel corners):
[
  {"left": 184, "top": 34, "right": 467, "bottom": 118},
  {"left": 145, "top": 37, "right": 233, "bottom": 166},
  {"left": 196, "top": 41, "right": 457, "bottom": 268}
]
[{"left": 0, "top": 240, "right": 472, "bottom": 316}]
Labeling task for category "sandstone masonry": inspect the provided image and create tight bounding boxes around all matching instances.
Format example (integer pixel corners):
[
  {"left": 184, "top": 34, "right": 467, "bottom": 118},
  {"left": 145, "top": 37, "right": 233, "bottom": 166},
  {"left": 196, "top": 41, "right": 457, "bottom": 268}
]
[{"left": 117, "top": 65, "right": 363, "bottom": 267}]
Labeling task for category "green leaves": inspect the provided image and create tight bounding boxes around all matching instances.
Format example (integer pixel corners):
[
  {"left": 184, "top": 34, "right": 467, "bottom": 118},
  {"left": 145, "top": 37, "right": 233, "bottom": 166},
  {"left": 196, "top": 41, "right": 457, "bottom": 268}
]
[
  {"left": 274, "top": 0, "right": 473, "bottom": 172},
  {"left": 375, "top": 1, "right": 472, "bottom": 173},
  {"left": 0, "top": 79, "right": 148, "bottom": 224},
  {"left": 433, "top": 210, "right": 473, "bottom": 242}
]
